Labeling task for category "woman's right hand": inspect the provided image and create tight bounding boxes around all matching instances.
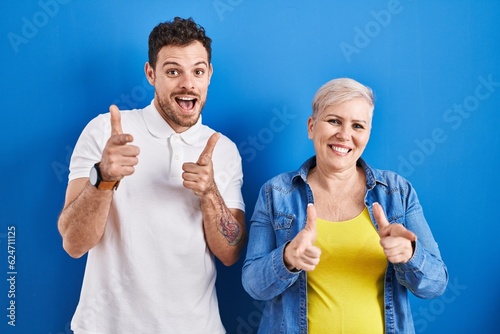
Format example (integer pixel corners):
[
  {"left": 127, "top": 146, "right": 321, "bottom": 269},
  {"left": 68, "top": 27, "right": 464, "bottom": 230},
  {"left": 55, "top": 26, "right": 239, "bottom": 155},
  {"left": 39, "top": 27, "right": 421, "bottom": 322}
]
[{"left": 283, "top": 204, "right": 321, "bottom": 272}]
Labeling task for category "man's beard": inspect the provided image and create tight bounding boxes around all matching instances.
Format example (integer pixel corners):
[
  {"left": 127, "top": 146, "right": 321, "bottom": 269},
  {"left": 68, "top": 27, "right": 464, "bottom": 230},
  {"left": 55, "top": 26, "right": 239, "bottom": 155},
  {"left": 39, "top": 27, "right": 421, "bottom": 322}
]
[{"left": 156, "top": 89, "right": 204, "bottom": 128}]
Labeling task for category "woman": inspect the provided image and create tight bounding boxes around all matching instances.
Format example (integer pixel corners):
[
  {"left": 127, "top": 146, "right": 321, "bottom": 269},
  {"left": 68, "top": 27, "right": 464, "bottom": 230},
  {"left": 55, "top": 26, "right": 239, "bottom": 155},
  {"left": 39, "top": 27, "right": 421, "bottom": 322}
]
[{"left": 242, "top": 78, "right": 448, "bottom": 333}]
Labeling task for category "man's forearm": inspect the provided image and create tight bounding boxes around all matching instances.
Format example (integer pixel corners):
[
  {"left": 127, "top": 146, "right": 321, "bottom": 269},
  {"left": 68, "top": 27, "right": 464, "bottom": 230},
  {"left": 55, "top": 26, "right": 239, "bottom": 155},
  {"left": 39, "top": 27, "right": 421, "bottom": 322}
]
[
  {"left": 199, "top": 188, "right": 245, "bottom": 266},
  {"left": 58, "top": 181, "right": 113, "bottom": 258}
]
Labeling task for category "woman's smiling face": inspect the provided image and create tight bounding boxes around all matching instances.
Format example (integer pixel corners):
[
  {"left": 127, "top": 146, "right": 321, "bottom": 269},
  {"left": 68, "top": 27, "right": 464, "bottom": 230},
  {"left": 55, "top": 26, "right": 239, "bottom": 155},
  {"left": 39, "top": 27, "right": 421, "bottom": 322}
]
[{"left": 308, "top": 98, "right": 373, "bottom": 173}]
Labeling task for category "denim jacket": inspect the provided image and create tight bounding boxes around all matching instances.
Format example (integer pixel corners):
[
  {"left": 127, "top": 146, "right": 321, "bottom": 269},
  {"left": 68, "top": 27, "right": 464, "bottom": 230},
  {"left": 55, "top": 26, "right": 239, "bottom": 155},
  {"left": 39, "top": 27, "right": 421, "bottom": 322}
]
[{"left": 242, "top": 156, "right": 448, "bottom": 334}]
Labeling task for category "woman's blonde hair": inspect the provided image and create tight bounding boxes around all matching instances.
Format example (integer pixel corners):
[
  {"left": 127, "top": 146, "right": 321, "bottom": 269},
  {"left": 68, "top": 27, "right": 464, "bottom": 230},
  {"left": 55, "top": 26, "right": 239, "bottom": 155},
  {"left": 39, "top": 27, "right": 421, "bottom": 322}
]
[{"left": 311, "top": 78, "right": 374, "bottom": 119}]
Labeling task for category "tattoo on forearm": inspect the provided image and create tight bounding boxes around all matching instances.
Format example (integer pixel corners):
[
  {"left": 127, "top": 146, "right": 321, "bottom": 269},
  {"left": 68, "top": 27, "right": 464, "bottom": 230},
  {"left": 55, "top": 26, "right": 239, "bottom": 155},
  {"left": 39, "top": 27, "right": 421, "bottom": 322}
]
[{"left": 216, "top": 192, "right": 242, "bottom": 246}]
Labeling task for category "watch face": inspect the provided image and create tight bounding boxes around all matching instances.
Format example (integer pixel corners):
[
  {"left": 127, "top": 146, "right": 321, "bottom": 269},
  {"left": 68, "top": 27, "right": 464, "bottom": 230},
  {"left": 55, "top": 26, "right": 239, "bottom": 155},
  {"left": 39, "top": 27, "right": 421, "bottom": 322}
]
[{"left": 89, "top": 165, "right": 99, "bottom": 186}]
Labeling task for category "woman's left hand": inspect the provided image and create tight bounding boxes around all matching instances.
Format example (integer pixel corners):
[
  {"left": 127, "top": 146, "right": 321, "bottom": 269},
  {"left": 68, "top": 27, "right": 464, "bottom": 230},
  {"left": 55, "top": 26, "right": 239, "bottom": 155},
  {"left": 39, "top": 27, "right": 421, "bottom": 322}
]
[{"left": 372, "top": 202, "right": 417, "bottom": 264}]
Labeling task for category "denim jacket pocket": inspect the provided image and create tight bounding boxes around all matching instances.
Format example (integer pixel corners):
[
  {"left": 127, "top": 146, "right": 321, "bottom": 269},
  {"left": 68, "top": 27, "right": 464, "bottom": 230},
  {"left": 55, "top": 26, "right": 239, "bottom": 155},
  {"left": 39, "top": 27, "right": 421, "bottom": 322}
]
[
  {"left": 273, "top": 212, "right": 295, "bottom": 242},
  {"left": 273, "top": 212, "right": 294, "bottom": 229}
]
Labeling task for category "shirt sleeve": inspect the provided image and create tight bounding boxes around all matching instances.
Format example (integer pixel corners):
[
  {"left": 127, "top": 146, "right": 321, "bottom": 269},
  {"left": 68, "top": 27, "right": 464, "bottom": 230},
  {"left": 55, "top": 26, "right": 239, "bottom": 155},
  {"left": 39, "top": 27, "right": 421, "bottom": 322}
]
[
  {"left": 214, "top": 135, "right": 245, "bottom": 212},
  {"left": 68, "top": 114, "right": 110, "bottom": 182}
]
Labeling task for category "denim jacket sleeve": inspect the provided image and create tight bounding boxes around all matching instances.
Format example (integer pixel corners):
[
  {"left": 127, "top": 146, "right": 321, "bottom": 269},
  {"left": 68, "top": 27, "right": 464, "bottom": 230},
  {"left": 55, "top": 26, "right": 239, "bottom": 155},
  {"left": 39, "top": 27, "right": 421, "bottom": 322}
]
[
  {"left": 393, "top": 187, "right": 449, "bottom": 299},
  {"left": 242, "top": 182, "right": 301, "bottom": 301},
  {"left": 369, "top": 173, "right": 449, "bottom": 299}
]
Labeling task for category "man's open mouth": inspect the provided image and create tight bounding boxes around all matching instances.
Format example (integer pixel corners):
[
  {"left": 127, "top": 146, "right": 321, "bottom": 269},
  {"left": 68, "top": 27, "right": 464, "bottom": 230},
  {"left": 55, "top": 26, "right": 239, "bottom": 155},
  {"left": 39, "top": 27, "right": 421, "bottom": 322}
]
[{"left": 175, "top": 96, "right": 197, "bottom": 111}]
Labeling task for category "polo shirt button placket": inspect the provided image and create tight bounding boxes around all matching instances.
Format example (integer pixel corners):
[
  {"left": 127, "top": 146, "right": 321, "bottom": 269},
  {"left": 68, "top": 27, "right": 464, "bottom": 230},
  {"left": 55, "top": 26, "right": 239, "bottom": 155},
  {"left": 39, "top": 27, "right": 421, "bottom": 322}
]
[{"left": 170, "top": 134, "right": 183, "bottom": 178}]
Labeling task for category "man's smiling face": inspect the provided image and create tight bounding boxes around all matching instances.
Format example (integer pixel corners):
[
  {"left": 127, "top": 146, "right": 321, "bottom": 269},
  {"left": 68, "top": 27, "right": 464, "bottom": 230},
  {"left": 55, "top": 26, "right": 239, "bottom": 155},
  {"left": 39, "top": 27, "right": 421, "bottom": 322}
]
[{"left": 145, "top": 41, "right": 213, "bottom": 133}]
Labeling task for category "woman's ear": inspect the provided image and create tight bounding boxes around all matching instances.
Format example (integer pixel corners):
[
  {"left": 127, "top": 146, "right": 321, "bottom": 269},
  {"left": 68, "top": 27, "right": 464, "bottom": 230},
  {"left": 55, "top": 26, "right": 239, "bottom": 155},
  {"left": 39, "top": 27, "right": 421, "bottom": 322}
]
[{"left": 307, "top": 117, "right": 315, "bottom": 139}]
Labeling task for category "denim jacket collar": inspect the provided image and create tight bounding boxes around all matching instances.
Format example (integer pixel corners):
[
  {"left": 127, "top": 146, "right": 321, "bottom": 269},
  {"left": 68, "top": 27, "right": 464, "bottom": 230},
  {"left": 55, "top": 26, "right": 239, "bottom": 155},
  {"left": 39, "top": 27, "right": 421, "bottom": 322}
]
[{"left": 292, "top": 155, "right": 388, "bottom": 191}]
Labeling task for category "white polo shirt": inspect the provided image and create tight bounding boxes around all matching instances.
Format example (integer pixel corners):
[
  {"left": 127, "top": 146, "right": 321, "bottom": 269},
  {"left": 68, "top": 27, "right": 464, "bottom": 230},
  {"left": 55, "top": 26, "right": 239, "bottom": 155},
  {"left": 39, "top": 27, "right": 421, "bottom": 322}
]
[{"left": 68, "top": 101, "right": 245, "bottom": 334}]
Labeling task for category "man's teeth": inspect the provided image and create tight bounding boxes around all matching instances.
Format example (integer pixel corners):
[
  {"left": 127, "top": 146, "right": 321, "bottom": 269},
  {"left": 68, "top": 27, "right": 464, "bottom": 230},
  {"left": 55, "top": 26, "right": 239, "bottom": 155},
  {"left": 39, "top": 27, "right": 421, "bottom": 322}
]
[
  {"left": 176, "top": 97, "right": 196, "bottom": 110},
  {"left": 331, "top": 146, "right": 349, "bottom": 154}
]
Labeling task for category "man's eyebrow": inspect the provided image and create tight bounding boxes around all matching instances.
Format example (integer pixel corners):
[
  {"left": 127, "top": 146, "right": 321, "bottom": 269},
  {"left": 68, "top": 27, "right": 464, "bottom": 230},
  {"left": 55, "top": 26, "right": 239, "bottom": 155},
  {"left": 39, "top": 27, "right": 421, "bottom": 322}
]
[
  {"left": 162, "top": 61, "right": 180, "bottom": 67},
  {"left": 194, "top": 61, "right": 209, "bottom": 67},
  {"left": 162, "top": 61, "right": 208, "bottom": 68}
]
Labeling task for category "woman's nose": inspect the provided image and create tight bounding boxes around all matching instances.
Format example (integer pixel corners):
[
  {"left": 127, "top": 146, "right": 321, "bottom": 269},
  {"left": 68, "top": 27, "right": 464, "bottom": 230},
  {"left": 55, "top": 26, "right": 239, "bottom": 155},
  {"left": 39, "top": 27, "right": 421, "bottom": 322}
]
[{"left": 335, "top": 127, "right": 350, "bottom": 141}]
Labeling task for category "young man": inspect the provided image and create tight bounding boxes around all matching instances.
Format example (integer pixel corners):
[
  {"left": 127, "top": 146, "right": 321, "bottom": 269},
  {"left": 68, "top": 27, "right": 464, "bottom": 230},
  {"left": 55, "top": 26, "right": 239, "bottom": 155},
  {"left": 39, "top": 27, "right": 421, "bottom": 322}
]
[{"left": 58, "top": 17, "right": 246, "bottom": 333}]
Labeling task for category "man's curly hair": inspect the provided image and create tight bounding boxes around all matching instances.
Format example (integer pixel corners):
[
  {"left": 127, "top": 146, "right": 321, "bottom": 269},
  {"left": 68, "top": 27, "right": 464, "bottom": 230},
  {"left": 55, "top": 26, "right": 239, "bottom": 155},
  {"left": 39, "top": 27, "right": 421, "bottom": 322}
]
[{"left": 148, "top": 17, "right": 212, "bottom": 69}]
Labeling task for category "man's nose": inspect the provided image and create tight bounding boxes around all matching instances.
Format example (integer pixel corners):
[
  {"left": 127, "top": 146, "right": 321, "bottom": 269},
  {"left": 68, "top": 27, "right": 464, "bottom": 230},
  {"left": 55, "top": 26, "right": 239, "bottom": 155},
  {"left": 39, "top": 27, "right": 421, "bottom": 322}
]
[{"left": 179, "top": 73, "right": 195, "bottom": 90}]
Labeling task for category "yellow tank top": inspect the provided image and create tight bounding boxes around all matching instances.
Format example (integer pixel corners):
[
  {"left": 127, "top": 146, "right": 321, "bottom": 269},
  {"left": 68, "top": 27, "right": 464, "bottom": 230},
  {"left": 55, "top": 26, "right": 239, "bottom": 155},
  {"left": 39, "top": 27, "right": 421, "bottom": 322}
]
[{"left": 307, "top": 208, "right": 387, "bottom": 333}]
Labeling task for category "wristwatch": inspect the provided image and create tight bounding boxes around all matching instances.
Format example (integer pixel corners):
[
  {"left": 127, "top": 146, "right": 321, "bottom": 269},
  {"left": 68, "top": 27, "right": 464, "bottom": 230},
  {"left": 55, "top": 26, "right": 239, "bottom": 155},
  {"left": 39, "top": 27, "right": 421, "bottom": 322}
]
[{"left": 89, "top": 163, "right": 120, "bottom": 190}]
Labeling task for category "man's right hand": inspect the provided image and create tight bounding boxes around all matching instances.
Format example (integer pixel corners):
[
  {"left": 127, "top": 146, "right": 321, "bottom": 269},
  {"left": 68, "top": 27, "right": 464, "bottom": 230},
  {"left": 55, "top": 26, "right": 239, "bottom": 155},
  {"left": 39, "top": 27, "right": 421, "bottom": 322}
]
[
  {"left": 99, "top": 105, "right": 140, "bottom": 181},
  {"left": 283, "top": 203, "right": 321, "bottom": 272}
]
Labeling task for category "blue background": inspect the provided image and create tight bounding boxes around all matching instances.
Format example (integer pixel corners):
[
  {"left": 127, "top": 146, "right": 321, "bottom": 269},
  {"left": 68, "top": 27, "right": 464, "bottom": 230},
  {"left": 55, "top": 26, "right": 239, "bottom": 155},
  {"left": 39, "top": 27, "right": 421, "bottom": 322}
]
[{"left": 1, "top": 0, "right": 499, "bottom": 333}]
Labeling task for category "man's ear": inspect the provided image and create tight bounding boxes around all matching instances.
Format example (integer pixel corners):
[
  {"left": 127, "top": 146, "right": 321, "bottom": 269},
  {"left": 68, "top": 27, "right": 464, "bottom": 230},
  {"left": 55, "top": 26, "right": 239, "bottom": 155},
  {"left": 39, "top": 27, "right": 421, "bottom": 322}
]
[
  {"left": 208, "top": 63, "right": 213, "bottom": 85},
  {"left": 144, "top": 62, "right": 155, "bottom": 85}
]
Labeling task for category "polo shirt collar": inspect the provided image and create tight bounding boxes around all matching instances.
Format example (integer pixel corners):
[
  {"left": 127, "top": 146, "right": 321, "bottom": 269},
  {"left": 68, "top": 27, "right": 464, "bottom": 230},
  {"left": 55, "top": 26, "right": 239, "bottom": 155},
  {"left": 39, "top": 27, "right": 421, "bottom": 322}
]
[{"left": 144, "top": 99, "right": 202, "bottom": 145}]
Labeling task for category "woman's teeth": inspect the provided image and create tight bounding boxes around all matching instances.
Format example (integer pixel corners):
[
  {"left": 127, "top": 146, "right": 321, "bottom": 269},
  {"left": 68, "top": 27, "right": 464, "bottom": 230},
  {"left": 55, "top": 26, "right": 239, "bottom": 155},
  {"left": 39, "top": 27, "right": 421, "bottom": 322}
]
[{"left": 331, "top": 146, "right": 349, "bottom": 154}]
